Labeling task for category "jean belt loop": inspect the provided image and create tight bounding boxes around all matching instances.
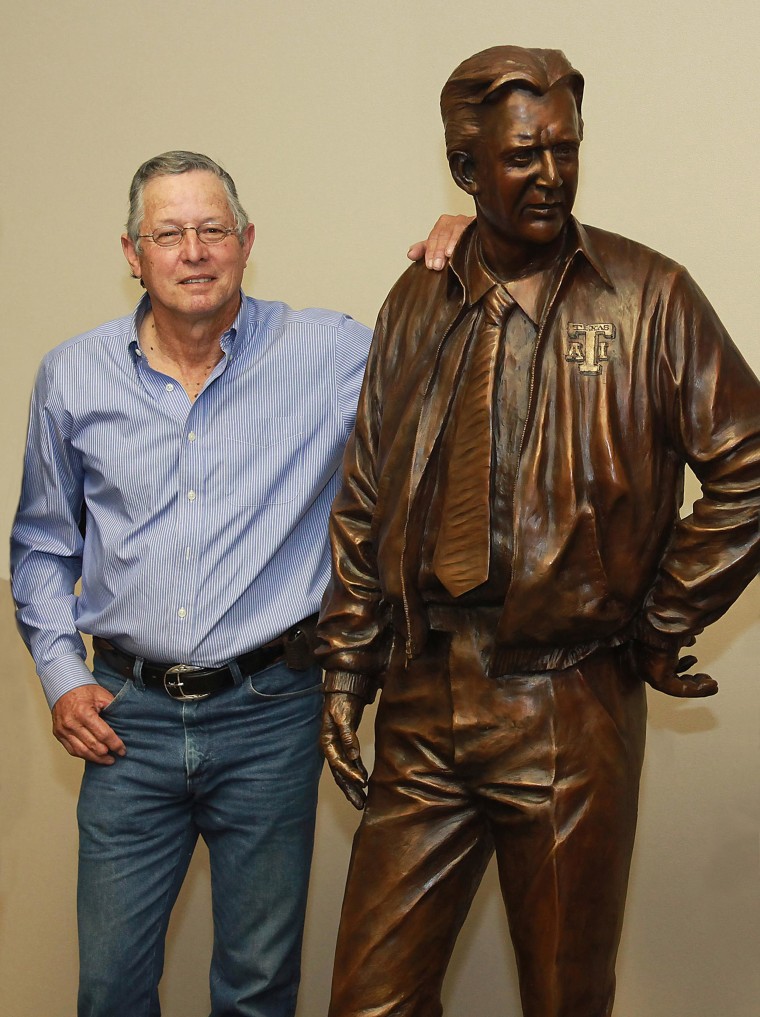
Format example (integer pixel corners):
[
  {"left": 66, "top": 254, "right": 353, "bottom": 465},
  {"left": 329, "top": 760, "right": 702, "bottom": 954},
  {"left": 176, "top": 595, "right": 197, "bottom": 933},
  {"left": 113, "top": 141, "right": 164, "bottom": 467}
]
[
  {"left": 227, "top": 658, "right": 244, "bottom": 686},
  {"left": 131, "top": 655, "right": 146, "bottom": 690}
]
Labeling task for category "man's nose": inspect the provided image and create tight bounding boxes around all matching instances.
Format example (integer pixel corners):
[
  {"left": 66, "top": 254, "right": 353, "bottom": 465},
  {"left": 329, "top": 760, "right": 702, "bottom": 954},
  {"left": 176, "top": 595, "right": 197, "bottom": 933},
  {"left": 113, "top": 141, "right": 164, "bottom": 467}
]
[
  {"left": 179, "top": 227, "right": 207, "bottom": 258},
  {"left": 536, "top": 150, "right": 561, "bottom": 188}
]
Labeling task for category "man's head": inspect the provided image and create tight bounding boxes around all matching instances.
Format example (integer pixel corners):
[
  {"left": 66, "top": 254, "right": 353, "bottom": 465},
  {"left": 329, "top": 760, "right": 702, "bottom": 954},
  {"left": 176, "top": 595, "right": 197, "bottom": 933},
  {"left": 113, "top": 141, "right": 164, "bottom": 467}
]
[
  {"left": 125, "top": 151, "right": 250, "bottom": 255},
  {"left": 121, "top": 152, "right": 255, "bottom": 329},
  {"left": 441, "top": 47, "right": 584, "bottom": 262}
]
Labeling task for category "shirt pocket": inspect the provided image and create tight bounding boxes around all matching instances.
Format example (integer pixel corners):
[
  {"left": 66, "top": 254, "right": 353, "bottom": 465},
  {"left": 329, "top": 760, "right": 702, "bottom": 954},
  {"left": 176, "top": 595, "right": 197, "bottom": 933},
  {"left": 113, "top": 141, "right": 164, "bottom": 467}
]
[{"left": 224, "top": 416, "right": 305, "bottom": 507}]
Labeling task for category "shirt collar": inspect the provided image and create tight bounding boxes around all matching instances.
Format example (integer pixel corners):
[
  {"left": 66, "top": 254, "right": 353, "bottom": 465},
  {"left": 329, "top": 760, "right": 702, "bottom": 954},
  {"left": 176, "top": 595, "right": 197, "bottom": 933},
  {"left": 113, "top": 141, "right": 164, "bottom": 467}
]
[
  {"left": 572, "top": 219, "right": 613, "bottom": 288},
  {"left": 128, "top": 293, "right": 151, "bottom": 359},
  {"left": 127, "top": 290, "right": 247, "bottom": 360},
  {"left": 221, "top": 291, "right": 247, "bottom": 360},
  {"left": 450, "top": 217, "right": 613, "bottom": 324}
]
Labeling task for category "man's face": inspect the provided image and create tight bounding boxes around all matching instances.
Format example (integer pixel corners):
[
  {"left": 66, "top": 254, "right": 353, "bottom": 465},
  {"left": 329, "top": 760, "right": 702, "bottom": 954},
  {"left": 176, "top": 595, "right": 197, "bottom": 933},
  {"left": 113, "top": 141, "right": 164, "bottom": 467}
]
[
  {"left": 466, "top": 85, "right": 581, "bottom": 251},
  {"left": 121, "top": 170, "right": 255, "bottom": 327}
]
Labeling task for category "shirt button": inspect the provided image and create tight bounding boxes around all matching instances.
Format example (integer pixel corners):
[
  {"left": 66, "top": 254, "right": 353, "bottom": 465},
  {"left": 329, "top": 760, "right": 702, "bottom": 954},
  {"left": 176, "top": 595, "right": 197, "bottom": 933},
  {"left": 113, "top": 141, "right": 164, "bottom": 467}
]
[
  {"left": 188, "top": 431, "right": 196, "bottom": 442},
  {"left": 177, "top": 607, "right": 187, "bottom": 619},
  {"left": 166, "top": 382, "right": 175, "bottom": 392},
  {"left": 188, "top": 490, "right": 196, "bottom": 501}
]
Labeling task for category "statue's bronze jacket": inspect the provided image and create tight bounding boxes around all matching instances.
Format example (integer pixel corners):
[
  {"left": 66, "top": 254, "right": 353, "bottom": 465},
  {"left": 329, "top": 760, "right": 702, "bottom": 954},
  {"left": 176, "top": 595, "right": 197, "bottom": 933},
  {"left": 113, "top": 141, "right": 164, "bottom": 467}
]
[{"left": 318, "top": 222, "right": 760, "bottom": 698}]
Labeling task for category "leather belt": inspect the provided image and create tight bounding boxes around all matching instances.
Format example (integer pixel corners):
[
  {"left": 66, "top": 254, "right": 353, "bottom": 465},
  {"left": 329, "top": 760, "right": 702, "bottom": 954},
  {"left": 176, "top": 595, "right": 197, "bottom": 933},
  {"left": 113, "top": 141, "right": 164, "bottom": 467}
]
[{"left": 92, "top": 615, "right": 318, "bottom": 702}]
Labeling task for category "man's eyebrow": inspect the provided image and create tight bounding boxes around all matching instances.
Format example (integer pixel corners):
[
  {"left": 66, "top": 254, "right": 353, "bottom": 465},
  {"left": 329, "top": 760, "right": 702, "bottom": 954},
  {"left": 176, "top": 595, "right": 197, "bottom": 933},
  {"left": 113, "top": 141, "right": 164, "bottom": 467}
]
[
  {"left": 502, "top": 137, "right": 537, "bottom": 151},
  {"left": 151, "top": 214, "right": 225, "bottom": 225},
  {"left": 503, "top": 129, "right": 540, "bottom": 146}
]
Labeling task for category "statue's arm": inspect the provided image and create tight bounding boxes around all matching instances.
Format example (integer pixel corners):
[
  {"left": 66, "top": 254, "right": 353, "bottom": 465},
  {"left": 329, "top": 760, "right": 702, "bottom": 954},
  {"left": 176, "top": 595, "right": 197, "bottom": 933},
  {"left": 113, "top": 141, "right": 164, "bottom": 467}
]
[
  {"left": 318, "top": 300, "right": 398, "bottom": 801},
  {"left": 636, "top": 269, "right": 760, "bottom": 695},
  {"left": 320, "top": 689, "right": 368, "bottom": 810}
]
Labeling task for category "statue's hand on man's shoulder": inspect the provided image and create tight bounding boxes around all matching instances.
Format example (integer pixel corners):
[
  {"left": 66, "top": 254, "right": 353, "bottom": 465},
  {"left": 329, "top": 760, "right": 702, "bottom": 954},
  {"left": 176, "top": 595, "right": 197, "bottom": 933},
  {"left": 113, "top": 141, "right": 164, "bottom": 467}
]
[
  {"left": 635, "top": 640, "right": 719, "bottom": 698},
  {"left": 321, "top": 691, "right": 368, "bottom": 810}
]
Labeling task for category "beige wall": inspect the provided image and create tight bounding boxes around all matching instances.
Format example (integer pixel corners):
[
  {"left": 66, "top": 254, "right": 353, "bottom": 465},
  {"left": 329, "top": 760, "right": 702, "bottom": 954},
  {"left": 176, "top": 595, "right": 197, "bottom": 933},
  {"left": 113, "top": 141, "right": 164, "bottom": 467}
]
[{"left": 1, "top": 2, "right": 758, "bottom": 1015}]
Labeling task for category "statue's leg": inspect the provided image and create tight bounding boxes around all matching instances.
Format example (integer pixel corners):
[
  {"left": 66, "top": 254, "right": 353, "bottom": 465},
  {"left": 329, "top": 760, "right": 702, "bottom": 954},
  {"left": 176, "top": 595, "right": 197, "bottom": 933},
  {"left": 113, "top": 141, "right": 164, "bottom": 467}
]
[
  {"left": 481, "top": 645, "right": 647, "bottom": 1017},
  {"left": 327, "top": 632, "right": 494, "bottom": 1017}
]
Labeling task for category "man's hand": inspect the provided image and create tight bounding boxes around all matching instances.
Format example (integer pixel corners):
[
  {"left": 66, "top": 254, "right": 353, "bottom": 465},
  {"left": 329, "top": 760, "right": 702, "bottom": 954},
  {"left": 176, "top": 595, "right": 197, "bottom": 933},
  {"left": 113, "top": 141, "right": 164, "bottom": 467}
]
[
  {"left": 407, "top": 214, "right": 474, "bottom": 271},
  {"left": 52, "top": 685, "right": 127, "bottom": 764},
  {"left": 636, "top": 642, "right": 719, "bottom": 698},
  {"left": 321, "top": 692, "right": 368, "bottom": 810}
]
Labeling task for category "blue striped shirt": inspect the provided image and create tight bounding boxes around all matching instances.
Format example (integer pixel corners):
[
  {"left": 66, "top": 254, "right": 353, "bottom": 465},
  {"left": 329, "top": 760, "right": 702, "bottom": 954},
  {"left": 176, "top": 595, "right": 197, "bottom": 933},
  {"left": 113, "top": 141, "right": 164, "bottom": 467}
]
[{"left": 11, "top": 292, "right": 372, "bottom": 707}]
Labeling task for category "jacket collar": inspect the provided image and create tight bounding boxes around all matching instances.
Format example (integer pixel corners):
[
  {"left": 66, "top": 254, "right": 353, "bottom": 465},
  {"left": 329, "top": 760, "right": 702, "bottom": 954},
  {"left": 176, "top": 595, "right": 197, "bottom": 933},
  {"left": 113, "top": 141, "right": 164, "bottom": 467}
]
[
  {"left": 573, "top": 220, "right": 614, "bottom": 288},
  {"left": 449, "top": 217, "right": 614, "bottom": 321}
]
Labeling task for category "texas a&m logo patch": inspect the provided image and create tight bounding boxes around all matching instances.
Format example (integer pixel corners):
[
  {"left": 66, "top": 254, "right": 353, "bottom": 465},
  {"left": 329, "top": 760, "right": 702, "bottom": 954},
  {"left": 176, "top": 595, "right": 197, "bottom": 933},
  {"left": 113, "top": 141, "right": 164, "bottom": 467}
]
[{"left": 565, "top": 322, "right": 616, "bottom": 375}]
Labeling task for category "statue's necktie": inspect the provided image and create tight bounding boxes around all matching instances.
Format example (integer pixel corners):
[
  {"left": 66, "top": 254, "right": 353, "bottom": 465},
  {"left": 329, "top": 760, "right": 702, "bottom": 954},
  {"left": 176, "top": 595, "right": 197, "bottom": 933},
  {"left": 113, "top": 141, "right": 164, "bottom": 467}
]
[{"left": 433, "top": 284, "right": 515, "bottom": 597}]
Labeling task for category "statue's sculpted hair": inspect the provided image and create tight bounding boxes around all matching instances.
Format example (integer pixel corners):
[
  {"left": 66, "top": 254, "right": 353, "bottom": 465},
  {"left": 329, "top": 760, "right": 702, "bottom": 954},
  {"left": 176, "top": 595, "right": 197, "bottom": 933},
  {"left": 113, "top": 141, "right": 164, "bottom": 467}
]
[{"left": 441, "top": 46, "right": 585, "bottom": 158}]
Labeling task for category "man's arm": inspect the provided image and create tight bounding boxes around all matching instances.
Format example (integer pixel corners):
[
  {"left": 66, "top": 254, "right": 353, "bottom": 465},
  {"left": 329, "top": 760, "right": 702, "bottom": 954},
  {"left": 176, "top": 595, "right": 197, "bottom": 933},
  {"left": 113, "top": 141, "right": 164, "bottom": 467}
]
[
  {"left": 636, "top": 269, "right": 760, "bottom": 696},
  {"left": 51, "top": 686, "right": 126, "bottom": 764},
  {"left": 11, "top": 361, "right": 125, "bottom": 763},
  {"left": 408, "top": 214, "right": 473, "bottom": 270}
]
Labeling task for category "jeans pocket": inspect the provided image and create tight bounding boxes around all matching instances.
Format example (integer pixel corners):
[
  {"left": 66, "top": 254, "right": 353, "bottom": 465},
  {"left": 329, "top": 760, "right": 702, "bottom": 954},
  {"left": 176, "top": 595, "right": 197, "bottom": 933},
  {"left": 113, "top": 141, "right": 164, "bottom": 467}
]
[
  {"left": 248, "top": 662, "right": 323, "bottom": 701},
  {"left": 96, "top": 673, "right": 135, "bottom": 715}
]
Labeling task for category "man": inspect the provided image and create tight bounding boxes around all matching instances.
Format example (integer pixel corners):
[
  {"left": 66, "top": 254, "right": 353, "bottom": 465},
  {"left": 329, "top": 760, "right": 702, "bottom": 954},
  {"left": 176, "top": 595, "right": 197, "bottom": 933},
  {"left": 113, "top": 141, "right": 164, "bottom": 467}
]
[
  {"left": 10, "top": 150, "right": 466, "bottom": 1017},
  {"left": 317, "top": 47, "right": 760, "bottom": 1017}
]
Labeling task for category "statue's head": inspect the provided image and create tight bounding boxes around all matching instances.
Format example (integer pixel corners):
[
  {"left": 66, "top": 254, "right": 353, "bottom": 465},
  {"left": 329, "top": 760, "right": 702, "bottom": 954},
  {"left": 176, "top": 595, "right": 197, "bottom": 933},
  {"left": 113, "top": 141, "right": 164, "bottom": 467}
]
[{"left": 441, "top": 47, "right": 584, "bottom": 257}]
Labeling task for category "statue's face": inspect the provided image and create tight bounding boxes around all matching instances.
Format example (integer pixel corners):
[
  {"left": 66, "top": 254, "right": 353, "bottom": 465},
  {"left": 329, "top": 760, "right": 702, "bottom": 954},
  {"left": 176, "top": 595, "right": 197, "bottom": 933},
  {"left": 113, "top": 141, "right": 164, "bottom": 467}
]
[{"left": 469, "top": 85, "right": 581, "bottom": 250}]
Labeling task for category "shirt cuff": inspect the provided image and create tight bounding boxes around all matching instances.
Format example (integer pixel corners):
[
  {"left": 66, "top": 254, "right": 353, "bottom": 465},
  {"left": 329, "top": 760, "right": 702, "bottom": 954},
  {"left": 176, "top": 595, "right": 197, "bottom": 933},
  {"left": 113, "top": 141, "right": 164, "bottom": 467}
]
[
  {"left": 39, "top": 654, "right": 97, "bottom": 710},
  {"left": 323, "top": 670, "right": 377, "bottom": 704},
  {"left": 633, "top": 617, "right": 690, "bottom": 654}
]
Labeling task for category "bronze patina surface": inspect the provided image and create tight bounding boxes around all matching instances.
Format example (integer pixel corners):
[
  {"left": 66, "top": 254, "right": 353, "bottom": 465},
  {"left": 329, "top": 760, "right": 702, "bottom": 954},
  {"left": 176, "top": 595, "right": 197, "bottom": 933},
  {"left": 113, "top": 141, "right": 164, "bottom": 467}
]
[{"left": 317, "top": 46, "right": 760, "bottom": 1017}]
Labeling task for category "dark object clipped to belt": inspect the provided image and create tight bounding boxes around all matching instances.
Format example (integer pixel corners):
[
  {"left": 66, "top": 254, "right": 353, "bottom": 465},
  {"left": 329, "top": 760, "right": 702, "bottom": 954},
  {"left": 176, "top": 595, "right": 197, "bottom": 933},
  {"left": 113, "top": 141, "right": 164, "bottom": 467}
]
[{"left": 92, "top": 614, "right": 320, "bottom": 701}]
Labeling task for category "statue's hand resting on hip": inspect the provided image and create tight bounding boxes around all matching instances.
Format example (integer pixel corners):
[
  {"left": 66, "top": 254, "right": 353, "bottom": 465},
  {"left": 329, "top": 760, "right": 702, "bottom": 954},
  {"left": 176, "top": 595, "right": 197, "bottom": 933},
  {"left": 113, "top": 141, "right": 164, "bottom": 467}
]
[{"left": 636, "top": 639, "right": 719, "bottom": 697}]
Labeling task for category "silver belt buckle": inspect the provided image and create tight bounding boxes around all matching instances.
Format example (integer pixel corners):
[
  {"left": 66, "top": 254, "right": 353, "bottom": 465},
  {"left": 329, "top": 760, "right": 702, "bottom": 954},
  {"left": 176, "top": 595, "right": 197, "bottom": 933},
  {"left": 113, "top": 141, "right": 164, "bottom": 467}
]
[{"left": 163, "top": 663, "right": 210, "bottom": 701}]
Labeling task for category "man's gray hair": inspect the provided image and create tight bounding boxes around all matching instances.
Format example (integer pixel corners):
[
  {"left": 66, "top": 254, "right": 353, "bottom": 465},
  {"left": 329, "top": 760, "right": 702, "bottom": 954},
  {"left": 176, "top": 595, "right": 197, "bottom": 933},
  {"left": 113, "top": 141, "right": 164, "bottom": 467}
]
[
  {"left": 126, "top": 151, "right": 250, "bottom": 253},
  {"left": 441, "top": 46, "right": 584, "bottom": 159}
]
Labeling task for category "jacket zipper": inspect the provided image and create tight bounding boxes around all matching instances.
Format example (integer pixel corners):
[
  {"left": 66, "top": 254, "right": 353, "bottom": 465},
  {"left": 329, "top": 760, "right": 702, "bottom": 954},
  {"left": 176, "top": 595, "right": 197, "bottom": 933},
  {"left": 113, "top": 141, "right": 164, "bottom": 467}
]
[
  {"left": 508, "top": 256, "right": 578, "bottom": 601},
  {"left": 399, "top": 305, "right": 468, "bottom": 661}
]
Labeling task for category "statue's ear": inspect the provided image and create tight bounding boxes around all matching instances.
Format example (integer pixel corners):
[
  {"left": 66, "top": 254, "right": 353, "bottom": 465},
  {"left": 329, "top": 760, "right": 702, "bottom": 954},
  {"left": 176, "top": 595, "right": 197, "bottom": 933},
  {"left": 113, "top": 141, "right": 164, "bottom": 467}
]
[{"left": 449, "top": 151, "right": 479, "bottom": 195}]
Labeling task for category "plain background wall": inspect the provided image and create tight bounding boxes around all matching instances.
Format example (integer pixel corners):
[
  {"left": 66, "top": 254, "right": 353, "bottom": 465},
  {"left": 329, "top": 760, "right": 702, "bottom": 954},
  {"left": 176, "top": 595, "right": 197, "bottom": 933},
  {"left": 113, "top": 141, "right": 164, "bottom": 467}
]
[{"left": 1, "top": 2, "right": 758, "bottom": 1015}]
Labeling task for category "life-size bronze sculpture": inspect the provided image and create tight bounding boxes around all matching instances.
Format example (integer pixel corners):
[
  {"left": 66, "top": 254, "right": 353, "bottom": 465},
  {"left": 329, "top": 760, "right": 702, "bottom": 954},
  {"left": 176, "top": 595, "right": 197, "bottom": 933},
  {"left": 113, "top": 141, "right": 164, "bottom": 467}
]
[{"left": 316, "top": 46, "right": 760, "bottom": 1017}]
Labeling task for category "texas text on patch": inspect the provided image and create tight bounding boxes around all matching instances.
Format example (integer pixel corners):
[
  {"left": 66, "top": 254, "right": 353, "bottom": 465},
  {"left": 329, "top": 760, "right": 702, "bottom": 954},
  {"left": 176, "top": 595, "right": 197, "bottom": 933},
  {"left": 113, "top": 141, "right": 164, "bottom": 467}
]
[{"left": 565, "top": 322, "right": 616, "bottom": 376}]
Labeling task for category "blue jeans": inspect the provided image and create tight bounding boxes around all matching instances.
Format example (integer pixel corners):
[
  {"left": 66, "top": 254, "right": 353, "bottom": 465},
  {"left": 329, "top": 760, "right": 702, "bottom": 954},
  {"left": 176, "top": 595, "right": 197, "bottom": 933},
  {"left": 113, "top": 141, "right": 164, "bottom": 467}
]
[{"left": 77, "top": 653, "right": 323, "bottom": 1017}]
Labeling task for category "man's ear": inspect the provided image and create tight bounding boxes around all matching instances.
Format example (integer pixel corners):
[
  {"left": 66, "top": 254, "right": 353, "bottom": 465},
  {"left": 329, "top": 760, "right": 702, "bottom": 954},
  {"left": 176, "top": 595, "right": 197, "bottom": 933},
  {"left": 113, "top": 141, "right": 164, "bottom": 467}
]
[
  {"left": 449, "top": 151, "right": 479, "bottom": 196},
  {"left": 121, "top": 234, "right": 142, "bottom": 282}
]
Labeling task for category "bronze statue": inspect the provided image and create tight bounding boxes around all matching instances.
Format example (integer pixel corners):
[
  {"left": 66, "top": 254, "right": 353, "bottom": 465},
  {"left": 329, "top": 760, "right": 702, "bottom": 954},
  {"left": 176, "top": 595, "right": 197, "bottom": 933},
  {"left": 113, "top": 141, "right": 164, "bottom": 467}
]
[{"left": 316, "top": 46, "right": 760, "bottom": 1017}]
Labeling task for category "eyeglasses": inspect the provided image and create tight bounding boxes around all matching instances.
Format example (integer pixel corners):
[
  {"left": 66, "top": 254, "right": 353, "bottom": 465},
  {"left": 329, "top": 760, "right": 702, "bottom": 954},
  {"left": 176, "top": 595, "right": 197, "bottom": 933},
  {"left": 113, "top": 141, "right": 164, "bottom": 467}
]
[{"left": 138, "top": 224, "right": 238, "bottom": 248}]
